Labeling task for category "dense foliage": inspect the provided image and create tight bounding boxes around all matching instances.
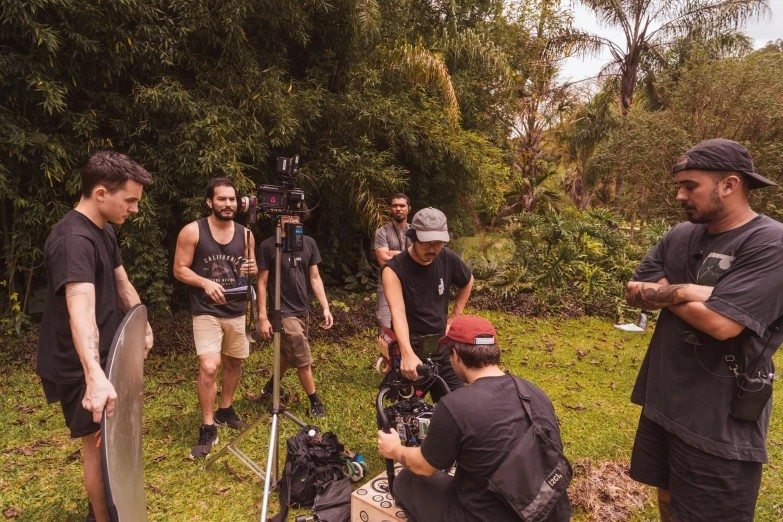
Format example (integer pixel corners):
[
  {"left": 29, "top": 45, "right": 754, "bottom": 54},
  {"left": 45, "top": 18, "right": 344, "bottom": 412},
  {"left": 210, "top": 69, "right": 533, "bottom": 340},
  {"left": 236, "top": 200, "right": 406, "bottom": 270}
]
[
  {"left": 1, "top": 0, "right": 516, "bottom": 316},
  {"left": 1, "top": 0, "right": 780, "bottom": 326},
  {"left": 469, "top": 208, "right": 669, "bottom": 319}
]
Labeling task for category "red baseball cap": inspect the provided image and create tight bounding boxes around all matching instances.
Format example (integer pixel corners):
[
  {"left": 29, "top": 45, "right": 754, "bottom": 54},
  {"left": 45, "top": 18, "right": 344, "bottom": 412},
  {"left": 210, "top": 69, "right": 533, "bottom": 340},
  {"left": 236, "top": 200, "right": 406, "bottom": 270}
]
[{"left": 439, "top": 316, "right": 497, "bottom": 345}]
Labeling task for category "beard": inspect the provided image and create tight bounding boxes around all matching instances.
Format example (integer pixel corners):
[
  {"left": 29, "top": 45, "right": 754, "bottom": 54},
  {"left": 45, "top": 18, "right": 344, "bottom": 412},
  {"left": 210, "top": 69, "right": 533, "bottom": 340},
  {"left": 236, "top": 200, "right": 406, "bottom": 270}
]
[
  {"left": 683, "top": 184, "right": 724, "bottom": 224},
  {"left": 392, "top": 213, "right": 406, "bottom": 224},
  {"left": 213, "top": 206, "right": 236, "bottom": 221}
]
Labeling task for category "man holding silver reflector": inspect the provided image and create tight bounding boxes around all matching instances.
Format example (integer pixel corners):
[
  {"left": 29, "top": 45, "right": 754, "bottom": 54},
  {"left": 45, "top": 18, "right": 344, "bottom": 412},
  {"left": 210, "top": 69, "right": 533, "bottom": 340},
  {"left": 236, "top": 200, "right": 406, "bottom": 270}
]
[{"left": 36, "top": 151, "right": 154, "bottom": 522}]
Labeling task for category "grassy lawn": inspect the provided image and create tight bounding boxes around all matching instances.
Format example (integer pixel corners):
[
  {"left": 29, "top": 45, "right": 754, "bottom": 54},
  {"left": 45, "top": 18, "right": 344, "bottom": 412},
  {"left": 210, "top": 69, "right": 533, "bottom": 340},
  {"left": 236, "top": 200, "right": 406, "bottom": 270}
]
[{"left": 2, "top": 311, "right": 782, "bottom": 521}]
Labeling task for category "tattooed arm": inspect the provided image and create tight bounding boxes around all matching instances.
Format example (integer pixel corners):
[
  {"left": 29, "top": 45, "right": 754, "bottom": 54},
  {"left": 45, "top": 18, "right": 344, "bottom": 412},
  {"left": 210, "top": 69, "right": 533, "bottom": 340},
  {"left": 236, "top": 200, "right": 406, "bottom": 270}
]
[
  {"left": 647, "top": 277, "right": 744, "bottom": 339},
  {"left": 65, "top": 282, "right": 117, "bottom": 423},
  {"left": 377, "top": 430, "right": 439, "bottom": 477},
  {"left": 625, "top": 282, "right": 714, "bottom": 310}
]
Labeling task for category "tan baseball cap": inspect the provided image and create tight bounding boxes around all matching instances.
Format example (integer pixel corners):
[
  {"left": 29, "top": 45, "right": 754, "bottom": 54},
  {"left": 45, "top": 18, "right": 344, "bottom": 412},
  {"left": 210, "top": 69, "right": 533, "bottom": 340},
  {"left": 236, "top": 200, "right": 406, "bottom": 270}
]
[{"left": 411, "top": 207, "right": 449, "bottom": 242}]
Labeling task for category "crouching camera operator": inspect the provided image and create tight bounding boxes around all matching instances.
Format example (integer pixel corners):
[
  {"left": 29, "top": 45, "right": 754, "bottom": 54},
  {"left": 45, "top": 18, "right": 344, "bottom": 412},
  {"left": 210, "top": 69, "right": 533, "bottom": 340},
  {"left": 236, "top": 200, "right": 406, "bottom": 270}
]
[{"left": 377, "top": 316, "right": 572, "bottom": 522}]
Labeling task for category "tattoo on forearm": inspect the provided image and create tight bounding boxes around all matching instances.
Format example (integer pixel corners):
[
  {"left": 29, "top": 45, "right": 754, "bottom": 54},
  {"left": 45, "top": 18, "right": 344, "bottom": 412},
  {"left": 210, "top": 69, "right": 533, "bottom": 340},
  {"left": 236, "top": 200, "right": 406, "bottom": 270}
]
[
  {"left": 88, "top": 328, "right": 99, "bottom": 363},
  {"left": 659, "top": 499, "right": 674, "bottom": 522},
  {"left": 399, "top": 454, "right": 408, "bottom": 469},
  {"left": 626, "top": 283, "right": 687, "bottom": 308}
]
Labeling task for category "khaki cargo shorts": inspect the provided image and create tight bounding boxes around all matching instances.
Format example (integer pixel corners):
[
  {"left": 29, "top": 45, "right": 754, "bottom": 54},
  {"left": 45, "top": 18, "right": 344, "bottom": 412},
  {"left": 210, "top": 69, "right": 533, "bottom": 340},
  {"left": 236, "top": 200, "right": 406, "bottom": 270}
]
[
  {"left": 192, "top": 314, "right": 250, "bottom": 359},
  {"left": 281, "top": 315, "right": 312, "bottom": 368}
]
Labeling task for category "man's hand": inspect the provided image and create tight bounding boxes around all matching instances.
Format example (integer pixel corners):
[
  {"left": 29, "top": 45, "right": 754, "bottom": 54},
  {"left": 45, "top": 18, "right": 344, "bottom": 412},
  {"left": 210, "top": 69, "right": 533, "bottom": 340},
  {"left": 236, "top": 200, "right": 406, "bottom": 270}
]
[
  {"left": 84, "top": 375, "right": 118, "bottom": 423},
  {"left": 446, "top": 312, "right": 460, "bottom": 335},
  {"left": 203, "top": 280, "right": 226, "bottom": 304},
  {"left": 240, "top": 258, "right": 257, "bottom": 277},
  {"left": 144, "top": 322, "right": 154, "bottom": 359},
  {"left": 322, "top": 308, "right": 334, "bottom": 329},
  {"left": 258, "top": 317, "right": 273, "bottom": 340},
  {"left": 378, "top": 429, "right": 400, "bottom": 460},
  {"left": 401, "top": 352, "right": 423, "bottom": 380}
]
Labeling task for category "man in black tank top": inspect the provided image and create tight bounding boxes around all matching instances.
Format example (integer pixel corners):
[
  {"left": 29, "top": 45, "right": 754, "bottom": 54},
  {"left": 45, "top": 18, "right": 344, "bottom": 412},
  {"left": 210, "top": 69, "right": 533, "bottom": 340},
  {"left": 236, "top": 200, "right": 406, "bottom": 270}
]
[
  {"left": 382, "top": 208, "right": 474, "bottom": 401},
  {"left": 174, "top": 178, "right": 257, "bottom": 460}
]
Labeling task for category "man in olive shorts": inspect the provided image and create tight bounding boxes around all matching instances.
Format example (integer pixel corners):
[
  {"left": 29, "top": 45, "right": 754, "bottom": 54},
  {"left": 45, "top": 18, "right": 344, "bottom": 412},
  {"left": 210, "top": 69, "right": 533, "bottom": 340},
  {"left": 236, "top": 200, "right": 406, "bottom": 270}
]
[{"left": 257, "top": 213, "right": 333, "bottom": 417}]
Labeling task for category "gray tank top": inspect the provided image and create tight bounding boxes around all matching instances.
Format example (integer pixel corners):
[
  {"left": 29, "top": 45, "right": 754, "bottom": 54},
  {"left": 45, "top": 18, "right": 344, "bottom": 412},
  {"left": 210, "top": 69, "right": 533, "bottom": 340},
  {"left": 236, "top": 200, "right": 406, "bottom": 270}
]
[{"left": 188, "top": 218, "right": 247, "bottom": 318}]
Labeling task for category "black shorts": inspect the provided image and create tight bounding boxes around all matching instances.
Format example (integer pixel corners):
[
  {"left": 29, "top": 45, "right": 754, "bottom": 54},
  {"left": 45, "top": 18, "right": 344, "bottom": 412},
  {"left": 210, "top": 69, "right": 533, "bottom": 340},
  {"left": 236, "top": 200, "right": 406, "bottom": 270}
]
[
  {"left": 630, "top": 411, "right": 762, "bottom": 522},
  {"left": 42, "top": 379, "right": 101, "bottom": 439}
]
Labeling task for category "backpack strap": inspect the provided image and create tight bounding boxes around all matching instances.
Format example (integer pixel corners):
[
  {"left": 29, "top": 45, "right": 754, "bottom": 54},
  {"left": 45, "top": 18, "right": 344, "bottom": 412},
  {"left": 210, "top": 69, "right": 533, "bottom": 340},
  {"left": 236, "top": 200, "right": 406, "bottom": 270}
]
[{"left": 510, "top": 375, "right": 534, "bottom": 424}]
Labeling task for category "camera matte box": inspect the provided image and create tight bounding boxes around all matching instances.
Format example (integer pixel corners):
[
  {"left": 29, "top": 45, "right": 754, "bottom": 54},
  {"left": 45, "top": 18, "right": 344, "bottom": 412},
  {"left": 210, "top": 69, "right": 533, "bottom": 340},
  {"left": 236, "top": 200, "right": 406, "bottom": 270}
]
[{"left": 351, "top": 465, "right": 408, "bottom": 522}]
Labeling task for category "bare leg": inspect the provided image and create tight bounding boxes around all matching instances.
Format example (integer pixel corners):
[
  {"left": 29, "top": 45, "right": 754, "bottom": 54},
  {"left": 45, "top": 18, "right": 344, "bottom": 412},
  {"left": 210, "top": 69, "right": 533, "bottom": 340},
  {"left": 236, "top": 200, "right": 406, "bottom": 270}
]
[
  {"left": 658, "top": 488, "right": 675, "bottom": 522},
  {"left": 219, "top": 355, "right": 243, "bottom": 408},
  {"left": 82, "top": 432, "right": 110, "bottom": 522},
  {"left": 297, "top": 364, "right": 316, "bottom": 396},
  {"left": 197, "top": 353, "right": 222, "bottom": 425}
]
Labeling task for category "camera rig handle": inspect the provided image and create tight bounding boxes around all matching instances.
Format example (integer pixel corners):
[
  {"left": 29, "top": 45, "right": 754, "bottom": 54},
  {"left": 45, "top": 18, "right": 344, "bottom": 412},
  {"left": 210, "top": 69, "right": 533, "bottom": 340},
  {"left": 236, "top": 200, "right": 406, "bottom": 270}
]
[
  {"left": 376, "top": 387, "right": 398, "bottom": 498},
  {"left": 376, "top": 361, "right": 450, "bottom": 500}
]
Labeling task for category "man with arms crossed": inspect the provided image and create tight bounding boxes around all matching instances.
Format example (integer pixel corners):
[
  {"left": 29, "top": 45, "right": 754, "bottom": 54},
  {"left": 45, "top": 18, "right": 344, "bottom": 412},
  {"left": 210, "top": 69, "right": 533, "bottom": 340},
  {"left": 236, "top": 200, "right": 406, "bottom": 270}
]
[
  {"left": 174, "top": 178, "right": 257, "bottom": 460},
  {"left": 382, "top": 207, "right": 474, "bottom": 400},
  {"left": 257, "top": 213, "right": 333, "bottom": 418},
  {"left": 373, "top": 193, "right": 411, "bottom": 327},
  {"left": 37, "top": 151, "right": 154, "bottom": 522},
  {"left": 626, "top": 139, "right": 783, "bottom": 522},
  {"left": 377, "top": 316, "right": 571, "bottom": 522}
]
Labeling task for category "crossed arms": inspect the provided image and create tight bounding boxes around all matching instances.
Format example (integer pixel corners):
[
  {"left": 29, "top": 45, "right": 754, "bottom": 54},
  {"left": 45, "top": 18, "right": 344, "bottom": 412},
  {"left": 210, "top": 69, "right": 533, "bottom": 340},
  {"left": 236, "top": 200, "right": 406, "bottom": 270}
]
[{"left": 625, "top": 279, "right": 744, "bottom": 340}]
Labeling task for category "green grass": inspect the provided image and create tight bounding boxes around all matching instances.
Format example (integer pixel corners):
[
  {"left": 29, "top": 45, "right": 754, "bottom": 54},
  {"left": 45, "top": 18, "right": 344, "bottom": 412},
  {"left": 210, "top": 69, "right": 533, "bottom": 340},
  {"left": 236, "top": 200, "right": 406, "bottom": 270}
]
[{"left": 2, "top": 313, "right": 782, "bottom": 521}]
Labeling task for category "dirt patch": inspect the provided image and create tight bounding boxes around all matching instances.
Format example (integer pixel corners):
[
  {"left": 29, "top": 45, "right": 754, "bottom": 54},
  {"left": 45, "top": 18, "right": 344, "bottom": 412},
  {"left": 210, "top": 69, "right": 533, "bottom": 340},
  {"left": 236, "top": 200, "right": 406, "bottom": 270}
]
[{"left": 569, "top": 458, "right": 651, "bottom": 521}]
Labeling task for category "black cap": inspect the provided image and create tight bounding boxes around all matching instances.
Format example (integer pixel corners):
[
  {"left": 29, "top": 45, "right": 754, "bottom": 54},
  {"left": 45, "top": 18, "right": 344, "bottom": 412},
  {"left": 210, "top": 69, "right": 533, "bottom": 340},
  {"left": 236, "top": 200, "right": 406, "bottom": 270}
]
[{"left": 672, "top": 139, "right": 776, "bottom": 190}]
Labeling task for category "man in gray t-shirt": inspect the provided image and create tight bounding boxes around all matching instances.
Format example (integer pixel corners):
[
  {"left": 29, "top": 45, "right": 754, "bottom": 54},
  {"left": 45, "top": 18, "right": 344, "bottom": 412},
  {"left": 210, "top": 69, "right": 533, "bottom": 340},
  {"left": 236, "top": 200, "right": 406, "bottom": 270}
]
[
  {"left": 373, "top": 193, "right": 412, "bottom": 327},
  {"left": 625, "top": 139, "right": 783, "bottom": 522}
]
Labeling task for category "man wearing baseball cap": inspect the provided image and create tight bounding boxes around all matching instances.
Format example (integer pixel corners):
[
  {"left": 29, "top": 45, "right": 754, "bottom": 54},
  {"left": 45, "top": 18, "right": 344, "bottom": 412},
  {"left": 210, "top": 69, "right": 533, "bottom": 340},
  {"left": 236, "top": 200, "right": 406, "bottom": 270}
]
[
  {"left": 377, "top": 316, "right": 572, "bottom": 522},
  {"left": 625, "top": 139, "right": 783, "bottom": 521},
  {"left": 382, "top": 207, "right": 474, "bottom": 400}
]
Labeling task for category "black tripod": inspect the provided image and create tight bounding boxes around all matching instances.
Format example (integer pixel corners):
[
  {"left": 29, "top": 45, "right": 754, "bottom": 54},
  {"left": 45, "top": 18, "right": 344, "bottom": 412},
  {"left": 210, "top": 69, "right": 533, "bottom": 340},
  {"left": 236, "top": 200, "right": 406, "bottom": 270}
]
[{"left": 204, "top": 216, "right": 306, "bottom": 522}]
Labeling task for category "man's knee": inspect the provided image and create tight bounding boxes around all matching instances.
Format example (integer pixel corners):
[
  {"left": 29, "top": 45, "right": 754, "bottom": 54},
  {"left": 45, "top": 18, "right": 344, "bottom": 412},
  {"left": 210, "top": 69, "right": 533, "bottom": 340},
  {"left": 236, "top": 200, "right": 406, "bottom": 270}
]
[
  {"left": 199, "top": 356, "right": 221, "bottom": 380},
  {"left": 222, "top": 355, "right": 243, "bottom": 371}
]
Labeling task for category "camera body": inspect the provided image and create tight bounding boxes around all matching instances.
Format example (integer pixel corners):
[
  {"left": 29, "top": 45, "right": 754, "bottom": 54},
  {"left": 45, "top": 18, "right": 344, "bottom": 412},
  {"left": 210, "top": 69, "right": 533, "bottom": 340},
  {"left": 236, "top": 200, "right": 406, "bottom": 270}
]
[{"left": 239, "top": 155, "right": 306, "bottom": 223}]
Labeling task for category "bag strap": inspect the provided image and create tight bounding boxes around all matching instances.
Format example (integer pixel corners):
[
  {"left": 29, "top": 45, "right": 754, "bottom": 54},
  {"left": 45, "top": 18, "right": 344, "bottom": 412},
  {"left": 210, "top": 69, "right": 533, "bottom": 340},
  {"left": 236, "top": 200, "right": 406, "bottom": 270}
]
[
  {"left": 745, "top": 320, "right": 782, "bottom": 377},
  {"left": 509, "top": 375, "right": 534, "bottom": 424}
]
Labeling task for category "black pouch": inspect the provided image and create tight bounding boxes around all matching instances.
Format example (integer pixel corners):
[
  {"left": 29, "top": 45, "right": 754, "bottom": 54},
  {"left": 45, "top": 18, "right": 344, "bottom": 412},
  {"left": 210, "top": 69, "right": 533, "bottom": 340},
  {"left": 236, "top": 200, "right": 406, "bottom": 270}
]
[
  {"left": 199, "top": 285, "right": 252, "bottom": 306},
  {"left": 729, "top": 373, "right": 774, "bottom": 422},
  {"left": 486, "top": 377, "right": 572, "bottom": 522}
]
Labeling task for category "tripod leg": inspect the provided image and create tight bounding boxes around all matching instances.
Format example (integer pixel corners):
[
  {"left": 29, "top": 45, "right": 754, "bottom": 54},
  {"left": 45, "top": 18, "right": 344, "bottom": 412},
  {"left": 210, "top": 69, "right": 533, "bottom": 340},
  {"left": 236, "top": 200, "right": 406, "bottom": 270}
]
[
  {"left": 203, "top": 413, "right": 270, "bottom": 469},
  {"left": 260, "top": 414, "right": 280, "bottom": 522}
]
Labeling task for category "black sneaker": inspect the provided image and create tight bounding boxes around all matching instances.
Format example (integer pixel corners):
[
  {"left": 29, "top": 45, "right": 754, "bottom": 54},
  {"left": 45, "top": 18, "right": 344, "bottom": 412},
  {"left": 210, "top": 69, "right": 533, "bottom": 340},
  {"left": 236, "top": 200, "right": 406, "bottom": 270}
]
[
  {"left": 260, "top": 386, "right": 293, "bottom": 404},
  {"left": 309, "top": 402, "right": 326, "bottom": 418},
  {"left": 215, "top": 405, "right": 248, "bottom": 430},
  {"left": 86, "top": 502, "right": 96, "bottom": 522},
  {"left": 189, "top": 424, "right": 219, "bottom": 460}
]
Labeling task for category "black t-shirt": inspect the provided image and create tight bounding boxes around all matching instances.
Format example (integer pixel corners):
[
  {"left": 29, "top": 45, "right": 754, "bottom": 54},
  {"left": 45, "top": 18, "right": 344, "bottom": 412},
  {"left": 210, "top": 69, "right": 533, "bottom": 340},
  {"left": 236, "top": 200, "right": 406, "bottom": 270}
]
[
  {"left": 383, "top": 247, "right": 472, "bottom": 335},
  {"left": 37, "top": 211, "right": 124, "bottom": 383},
  {"left": 421, "top": 374, "right": 572, "bottom": 522},
  {"left": 257, "top": 235, "right": 321, "bottom": 318},
  {"left": 632, "top": 215, "right": 783, "bottom": 462}
]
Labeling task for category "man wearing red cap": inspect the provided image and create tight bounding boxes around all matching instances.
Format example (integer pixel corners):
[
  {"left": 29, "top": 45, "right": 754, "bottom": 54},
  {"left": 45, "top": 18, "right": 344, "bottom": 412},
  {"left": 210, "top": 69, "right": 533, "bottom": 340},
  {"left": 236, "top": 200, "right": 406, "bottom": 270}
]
[
  {"left": 378, "top": 316, "right": 572, "bottom": 522},
  {"left": 626, "top": 139, "right": 783, "bottom": 521},
  {"left": 382, "top": 207, "right": 474, "bottom": 401}
]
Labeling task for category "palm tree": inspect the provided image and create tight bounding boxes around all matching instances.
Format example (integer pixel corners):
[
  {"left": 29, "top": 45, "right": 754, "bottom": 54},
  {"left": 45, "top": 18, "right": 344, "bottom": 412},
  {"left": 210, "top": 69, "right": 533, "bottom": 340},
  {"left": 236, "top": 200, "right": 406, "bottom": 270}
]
[{"left": 580, "top": 0, "right": 769, "bottom": 116}]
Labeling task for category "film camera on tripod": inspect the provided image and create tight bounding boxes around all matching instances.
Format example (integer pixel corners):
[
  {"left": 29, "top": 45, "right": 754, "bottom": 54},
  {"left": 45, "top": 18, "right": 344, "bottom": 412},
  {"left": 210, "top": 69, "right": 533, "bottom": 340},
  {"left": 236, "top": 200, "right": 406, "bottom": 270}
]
[{"left": 205, "top": 155, "right": 317, "bottom": 522}]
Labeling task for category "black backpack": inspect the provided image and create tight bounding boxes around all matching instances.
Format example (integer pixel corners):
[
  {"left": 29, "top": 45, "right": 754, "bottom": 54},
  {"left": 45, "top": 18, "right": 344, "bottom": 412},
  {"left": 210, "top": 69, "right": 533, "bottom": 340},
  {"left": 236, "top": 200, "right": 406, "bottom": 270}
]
[{"left": 271, "top": 426, "right": 350, "bottom": 522}]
